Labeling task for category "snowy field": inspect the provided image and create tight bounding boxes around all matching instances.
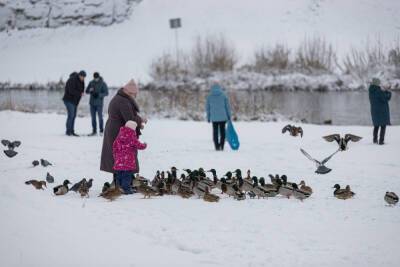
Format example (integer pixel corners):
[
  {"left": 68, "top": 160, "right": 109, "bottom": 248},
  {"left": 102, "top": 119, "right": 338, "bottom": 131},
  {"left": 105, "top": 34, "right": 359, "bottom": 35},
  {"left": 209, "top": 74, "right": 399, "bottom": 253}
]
[{"left": 1, "top": 110, "right": 400, "bottom": 267}]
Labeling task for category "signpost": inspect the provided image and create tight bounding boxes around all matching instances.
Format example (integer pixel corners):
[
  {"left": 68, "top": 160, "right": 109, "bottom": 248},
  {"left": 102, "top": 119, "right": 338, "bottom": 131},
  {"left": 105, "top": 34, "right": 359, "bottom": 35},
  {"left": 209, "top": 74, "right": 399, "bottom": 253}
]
[{"left": 169, "top": 18, "right": 182, "bottom": 66}]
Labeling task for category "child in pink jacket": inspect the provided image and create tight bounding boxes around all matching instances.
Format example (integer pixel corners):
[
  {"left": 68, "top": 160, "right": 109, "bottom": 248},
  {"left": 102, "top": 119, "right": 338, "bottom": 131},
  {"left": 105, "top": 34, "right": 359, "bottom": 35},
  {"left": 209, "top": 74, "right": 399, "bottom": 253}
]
[{"left": 113, "top": 120, "right": 147, "bottom": 194}]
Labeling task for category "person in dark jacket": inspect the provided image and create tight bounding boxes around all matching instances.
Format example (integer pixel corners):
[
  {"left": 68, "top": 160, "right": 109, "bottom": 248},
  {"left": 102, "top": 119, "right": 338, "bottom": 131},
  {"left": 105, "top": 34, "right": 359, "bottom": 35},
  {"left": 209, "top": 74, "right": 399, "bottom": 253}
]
[
  {"left": 86, "top": 72, "right": 109, "bottom": 136},
  {"left": 100, "top": 79, "right": 147, "bottom": 180},
  {"left": 368, "top": 78, "right": 392, "bottom": 145},
  {"left": 62, "top": 70, "right": 86, "bottom": 136},
  {"left": 206, "top": 83, "right": 232, "bottom": 151}
]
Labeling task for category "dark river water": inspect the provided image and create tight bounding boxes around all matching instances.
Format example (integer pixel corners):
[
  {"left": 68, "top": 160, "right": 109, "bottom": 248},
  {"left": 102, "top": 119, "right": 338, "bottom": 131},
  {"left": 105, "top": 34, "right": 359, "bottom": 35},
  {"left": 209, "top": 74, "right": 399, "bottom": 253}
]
[{"left": 0, "top": 89, "right": 399, "bottom": 125}]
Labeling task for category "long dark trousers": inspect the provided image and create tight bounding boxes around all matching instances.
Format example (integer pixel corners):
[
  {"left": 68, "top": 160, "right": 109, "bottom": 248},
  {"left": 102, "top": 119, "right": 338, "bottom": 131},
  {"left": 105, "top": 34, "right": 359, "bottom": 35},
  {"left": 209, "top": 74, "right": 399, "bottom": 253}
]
[
  {"left": 373, "top": 126, "right": 386, "bottom": 144},
  {"left": 212, "top": 121, "right": 226, "bottom": 150}
]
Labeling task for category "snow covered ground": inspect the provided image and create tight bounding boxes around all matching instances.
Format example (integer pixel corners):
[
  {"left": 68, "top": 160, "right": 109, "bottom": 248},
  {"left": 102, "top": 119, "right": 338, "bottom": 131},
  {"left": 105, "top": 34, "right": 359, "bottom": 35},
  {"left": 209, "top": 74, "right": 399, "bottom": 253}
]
[
  {"left": 0, "top": 0, "right": 399, "bottom": 85},
  {"left": 0, "top": 111, "right": 400, "bottom": 266}
]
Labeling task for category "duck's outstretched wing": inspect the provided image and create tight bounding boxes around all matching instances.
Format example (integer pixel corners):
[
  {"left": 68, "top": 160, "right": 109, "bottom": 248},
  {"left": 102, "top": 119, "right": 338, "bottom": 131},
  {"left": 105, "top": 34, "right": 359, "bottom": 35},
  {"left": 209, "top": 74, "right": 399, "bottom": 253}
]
[
  {"left": 321, "top": 149, "right": 339, "bottom": 164},
  {"left": 1, "top": 140, "right": 10, "bottom": 147},
  {"left": 11, "top": 141, "right": 21, "bottom": 148},
  {"left": 322, "top": 134, "right": 341, "bottom": 144},
  {"left": 300, "top": 148, "right": 319, "bottom": 164},
  {"left": 282, "top": 124, "right": 292, "bottom": 134},
  {"left": 4, "top": 149, "right": 17, "bottom": 158},
  {"left": 344, "top": 134, "right": 362, "bottom": 143}
]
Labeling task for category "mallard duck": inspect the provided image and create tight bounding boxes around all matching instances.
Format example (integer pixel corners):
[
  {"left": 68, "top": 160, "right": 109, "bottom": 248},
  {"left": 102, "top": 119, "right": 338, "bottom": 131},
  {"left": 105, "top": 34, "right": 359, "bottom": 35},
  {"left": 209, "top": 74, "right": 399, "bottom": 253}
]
[
  {"left": 282, "top": 124, "right": 303, "bottom": 137},
  {"left": 300, "top": 148, "right": 339, "bottom": 174},
  {"left": 250, "top": 177, "right": 267, "bottom": 199},
  {"left": 292, "top": 183, "right": 311, "bottom": 201},
  {"left": 171, "top": 167, "right": 178, "bottom": 179},
  {"left": 333, "top": 184, "right": 355, "bottom": 200},
  {"left": 245, "top": 170, "right": 252, "bottom": 181},
  {"left": 102, "top": 182, "right": 111, "bottom": 193},
  {"left": 208, "top": 169, "right": 223, "bottom": 192},
  {"left": 259, "top": 177, "right": 277, "bottom": 191},
  {"left": 53, "top": 180, "right": 71, "bottom": 195},
  {"left": 276, "top": 178, "right": 293, "bottom": 198},
  {"left": 220, "top": 178, "right": 245, "bottom": 200},
  {"left": 137, "top": 183, "right": 158, "bottom": 199},
  {"left": 323, "top": 134, "right": 362, "bottom": 151},
  {"left": 259, "top": 177, "right": 279, "bottom": 197},
  {"left": 25, "top": 180, "right": 46, "bottom": 190},
  {"left": 298, "top": 180, "right": 313, "bottom": 194},
  {"left": 280, "top": 175, "right": 294, "bottom": 189},
  {"left": 70, "top": 178, "right": 87, "bottom": 193},
  {"left": 235, "top": 170, "right": 253, "bottom": 192},
  {"left": 224, "top": 171, "right": 234, "bottom": 183},
  {"left": 384, "top": 192, "right": 399, "bottom": 205},
  {"left": 77, "top": 179, "right": 92, "bottom": 198},
  {"left": 99, "top": 186, "right": 123, "bottom": 201},
  {"left": 203, "top": 187, "right": 220, "bottom": 202},
  {"left": 192, "top": 180, "right": 207, "bottom": 198},
  {"left": 269, "top": 174, "right": 280, "bottom": 186}
]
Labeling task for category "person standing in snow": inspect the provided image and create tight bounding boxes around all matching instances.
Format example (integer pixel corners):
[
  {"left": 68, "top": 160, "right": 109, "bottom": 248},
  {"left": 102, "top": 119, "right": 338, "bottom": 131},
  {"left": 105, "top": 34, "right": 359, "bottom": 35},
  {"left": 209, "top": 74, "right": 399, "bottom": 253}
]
[
  {"left": 62, "top": 70, "right": 86, "bottom": 136},
  {"left": 113, "top": 120, "right": 147, "bottom": 194},
  {"left": 368, "top": 78, "right": 392, "bottom": 145},
  {"left": 101, "top": 79, "right": 147, "bottom": 181},
  {"left": 206, "top": 83, "right": 232, "bottom": 151},
  {"left": 86, "top": 72, "right": 109, "bottom": 136}
]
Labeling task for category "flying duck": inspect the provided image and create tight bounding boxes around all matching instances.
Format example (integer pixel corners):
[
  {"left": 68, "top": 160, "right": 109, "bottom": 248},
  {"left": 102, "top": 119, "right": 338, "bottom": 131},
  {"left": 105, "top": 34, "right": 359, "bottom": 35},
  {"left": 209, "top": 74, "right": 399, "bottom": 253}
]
[
  {"left": 282, "top": 125, "right": 303, "bottom": 137},
  {"left": 323, "top": 134, "right": 362, "bottom": 151},
  {"left": 300, "top": 148, "right": 339, "bottom": 174}
]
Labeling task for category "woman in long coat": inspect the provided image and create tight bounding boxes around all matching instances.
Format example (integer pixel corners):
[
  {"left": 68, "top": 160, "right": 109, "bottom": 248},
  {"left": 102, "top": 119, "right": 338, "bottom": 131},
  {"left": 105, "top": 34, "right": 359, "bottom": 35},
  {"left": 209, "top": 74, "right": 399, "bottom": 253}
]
[
  {"left": 100, "top": 80, "right": 145, "bottom": 176},
  {"left": 368, "top": 78, "right": 392, "bottom": 145}
]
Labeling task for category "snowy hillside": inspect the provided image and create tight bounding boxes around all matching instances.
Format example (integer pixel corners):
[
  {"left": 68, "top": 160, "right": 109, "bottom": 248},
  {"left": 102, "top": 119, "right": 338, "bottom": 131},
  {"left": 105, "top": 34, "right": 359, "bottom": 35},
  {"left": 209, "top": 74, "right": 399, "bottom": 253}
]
[
  {"left": 0, "top": 0, "right": 141, "bottom": 31},
  {"left": 0, "top": 0, "right": 399, "bottom": 85},
  {"left": 1, "top": 111, "right": 400, "bottom": 266}
]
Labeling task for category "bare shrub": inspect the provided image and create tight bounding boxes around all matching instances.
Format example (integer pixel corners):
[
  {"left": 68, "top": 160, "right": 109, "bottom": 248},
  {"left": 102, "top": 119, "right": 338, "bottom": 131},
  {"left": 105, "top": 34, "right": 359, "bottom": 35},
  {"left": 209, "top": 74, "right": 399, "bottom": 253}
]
[
  {"left": 388, "top": 40, "right": 400, "bottom": 67},
  {"left": 341, "top": 38, "right": 399, "bottom": 80},
  {"left": 295, "top": 36, "right": 337, "bottom": 73},
  {"left": 253, "top": 44, "right": 291, "bottom": 73},
  {"left": 149, "top": 52, "right": 189, "bottom": 81},
  {"left": 191, "top": 34, "right": 238, "bottom": 76}
]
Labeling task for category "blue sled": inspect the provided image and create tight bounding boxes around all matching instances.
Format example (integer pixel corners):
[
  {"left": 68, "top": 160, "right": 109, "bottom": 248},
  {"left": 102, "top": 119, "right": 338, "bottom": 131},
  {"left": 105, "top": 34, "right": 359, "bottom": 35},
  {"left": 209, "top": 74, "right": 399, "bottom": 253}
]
[{"left": 226, "top": 121, "right": 240, "bottom": 150}]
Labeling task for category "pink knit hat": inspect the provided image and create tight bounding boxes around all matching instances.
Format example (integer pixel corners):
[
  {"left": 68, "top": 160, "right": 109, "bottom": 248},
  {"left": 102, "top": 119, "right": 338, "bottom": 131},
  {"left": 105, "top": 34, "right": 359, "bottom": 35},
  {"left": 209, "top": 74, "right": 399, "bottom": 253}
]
[{"left": 123, "top": 79, "right": 139, "bottom": 95}]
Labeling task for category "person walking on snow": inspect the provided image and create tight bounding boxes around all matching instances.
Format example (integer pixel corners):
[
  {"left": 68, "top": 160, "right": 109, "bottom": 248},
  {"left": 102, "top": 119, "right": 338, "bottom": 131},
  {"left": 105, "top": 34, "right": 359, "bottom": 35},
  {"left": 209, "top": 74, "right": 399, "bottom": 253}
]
[
  {"left": 62, "top": 70, "right": 86, "bottom": 136},
  {"left": 206, "top": 83, "right": 232, "bottom": 151},
  {"left": 113, "top": 120, "right": 147, "bottom": 194},
  {"left": 86, "top": 72, "right": 109, "bottom": 136},
  {"left": 368, "top": 77, "right": 392, "bottom": 145}
]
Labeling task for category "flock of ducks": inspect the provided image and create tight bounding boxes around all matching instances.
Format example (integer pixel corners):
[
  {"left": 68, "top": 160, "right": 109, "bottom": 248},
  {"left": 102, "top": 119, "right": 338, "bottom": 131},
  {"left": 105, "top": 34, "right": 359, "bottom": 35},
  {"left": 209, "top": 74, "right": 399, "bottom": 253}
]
[
  {"left": 3, "top": 125, "right": 399, "bottom": 207},
  {"left": 99, "top": 167, "right": 317, "bottom": 202}
]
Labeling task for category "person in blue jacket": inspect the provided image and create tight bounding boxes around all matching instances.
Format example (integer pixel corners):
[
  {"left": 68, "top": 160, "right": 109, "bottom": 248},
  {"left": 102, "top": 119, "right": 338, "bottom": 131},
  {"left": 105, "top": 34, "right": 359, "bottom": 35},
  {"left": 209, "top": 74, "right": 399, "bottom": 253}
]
[
  {"left": 206, "top": 83, "right": 232, "bottom": 151},
  {"left": 368, "top": 78, "right": 392, "bottom": 145},
  {"left": 86, "top": 72, "right": 109, "bottom": 136}
]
